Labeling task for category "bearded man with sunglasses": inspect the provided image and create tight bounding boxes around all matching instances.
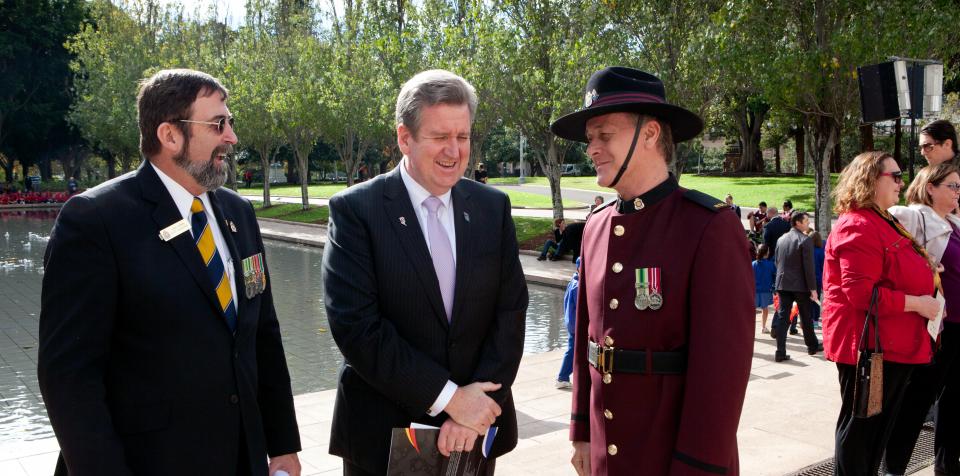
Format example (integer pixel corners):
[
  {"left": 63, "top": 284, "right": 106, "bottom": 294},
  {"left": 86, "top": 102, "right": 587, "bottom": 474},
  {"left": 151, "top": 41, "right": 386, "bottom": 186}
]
[{"left": 39, "top": 69, "right": 302, "bottom": 475}]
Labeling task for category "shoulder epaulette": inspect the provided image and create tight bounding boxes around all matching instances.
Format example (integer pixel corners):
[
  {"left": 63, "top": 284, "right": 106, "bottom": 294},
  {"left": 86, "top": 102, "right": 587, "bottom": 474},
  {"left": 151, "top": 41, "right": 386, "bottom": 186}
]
[
  {"left": 586, "top": 199, "right": 616, "bottom": 222},
  {"left": 682, "top": 189, "right": 727, "bottom": 213}
]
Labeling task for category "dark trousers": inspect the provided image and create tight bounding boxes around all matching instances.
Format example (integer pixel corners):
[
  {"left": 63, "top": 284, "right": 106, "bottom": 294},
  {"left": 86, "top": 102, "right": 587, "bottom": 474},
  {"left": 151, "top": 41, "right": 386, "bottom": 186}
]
[
  {"left": 883, "top": 335, "right": 947, "bottom": 474},
  {"left": 936, "top": 322, "right": 960, "bottom": 475},
  {"left": 834, "top": 361, "right": 914, "bottom": 476},
  {"left": 774, "top": 290, "right": 819, "bottom": 357}
]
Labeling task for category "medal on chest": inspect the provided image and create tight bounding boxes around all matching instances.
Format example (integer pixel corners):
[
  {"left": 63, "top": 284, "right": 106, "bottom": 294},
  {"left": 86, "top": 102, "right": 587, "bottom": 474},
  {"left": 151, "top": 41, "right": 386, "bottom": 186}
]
[{"left": 635, "top": 267, "right": 663, "bottom": 311}]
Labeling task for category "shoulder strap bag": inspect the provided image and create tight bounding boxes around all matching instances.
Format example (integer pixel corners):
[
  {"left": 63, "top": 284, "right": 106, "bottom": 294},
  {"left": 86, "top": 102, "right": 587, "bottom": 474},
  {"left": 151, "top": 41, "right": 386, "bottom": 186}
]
[{"left": 853, "top": 286, "right": 883, "bottom": 418}]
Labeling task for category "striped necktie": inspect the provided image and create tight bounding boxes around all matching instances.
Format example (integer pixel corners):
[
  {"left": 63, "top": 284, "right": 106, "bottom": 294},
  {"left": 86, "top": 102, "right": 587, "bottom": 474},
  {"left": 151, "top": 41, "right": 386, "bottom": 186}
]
[{"left": 191, "top": 197, "right": 237, "bottom": 332}]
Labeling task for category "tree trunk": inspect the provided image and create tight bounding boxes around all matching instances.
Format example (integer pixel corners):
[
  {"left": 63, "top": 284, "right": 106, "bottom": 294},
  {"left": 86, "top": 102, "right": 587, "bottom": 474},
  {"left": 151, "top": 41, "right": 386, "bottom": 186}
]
[
  {"left": 831, "top": 141, "right": 842, "bottom": 173},
  {"left": 225, "top": 155, "right": 237, "bottom": 191},
  {"left": 795, "top": 126, "right": 805, "bottom": 175},
  {"left": 1, "top": 156, "right": 12, "bottom": 183},
  {"left": 105, "top": 151, "right": 117, "bottom": 179},
  {"left": 808, "top": 117, "right": 840, "bottom": 236},
  {"left": 733, "top": 103, "right": 767, "bottom": 173},
  {"left": 544, "top": 137, "right": 564, "bottom": 220},
  {"left": 859, "top": 123, "right": 874, "bottom": 152},
  {"left": 774, "top": 145, "right": 781, "bottom": 174},
  {"left": 296, "top": 145, "right": 310, "bottom": 211},
  {"left": 258, "top": 145, "right": 272, "bottom": 208}
]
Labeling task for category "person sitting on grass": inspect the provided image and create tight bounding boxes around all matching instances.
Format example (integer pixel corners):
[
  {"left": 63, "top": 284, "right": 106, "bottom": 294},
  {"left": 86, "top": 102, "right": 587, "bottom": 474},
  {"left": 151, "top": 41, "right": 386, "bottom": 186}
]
[{"left": 537, "top": 218, "right": 585, "bottom": 262}]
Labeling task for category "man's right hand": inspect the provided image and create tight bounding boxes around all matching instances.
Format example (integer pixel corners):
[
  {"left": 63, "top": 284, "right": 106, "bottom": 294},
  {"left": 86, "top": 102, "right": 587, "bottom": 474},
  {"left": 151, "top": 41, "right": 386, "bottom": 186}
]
[
  {"left": 444, "top": 382, "right": 502, "bottom": 433},
  {"left": 571, "top": 441, "right": 591, "bottom": 476}
]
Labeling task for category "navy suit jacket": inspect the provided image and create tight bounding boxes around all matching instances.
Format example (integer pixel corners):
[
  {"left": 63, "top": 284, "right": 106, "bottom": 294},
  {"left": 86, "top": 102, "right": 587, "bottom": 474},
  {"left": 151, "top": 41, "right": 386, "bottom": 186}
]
[
  {"left": 322, "top": 166, "right": 528, "bottom": 474},
  {"left": 38, "top": 162, "right": 300, "bottom": 475}
]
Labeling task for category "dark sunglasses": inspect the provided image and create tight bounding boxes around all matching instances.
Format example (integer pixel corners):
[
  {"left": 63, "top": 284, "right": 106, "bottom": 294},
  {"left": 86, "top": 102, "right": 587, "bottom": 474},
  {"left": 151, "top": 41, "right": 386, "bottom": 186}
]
[
  {"left": 179, "top": 116, "right": 235, "bottom": 135},
  {"left": 920, "top": 141, "right": 942, "bottom": 152},
  {"left": 879, "top": 171, "right": 904, "bottom": 184}
]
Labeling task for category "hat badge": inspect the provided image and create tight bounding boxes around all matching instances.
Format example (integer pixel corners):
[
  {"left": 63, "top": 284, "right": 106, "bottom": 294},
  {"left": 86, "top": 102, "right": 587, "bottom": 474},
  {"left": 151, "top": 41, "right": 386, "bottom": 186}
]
[{"left": 584, "top": 89, "right": 599, "bottom": 108}]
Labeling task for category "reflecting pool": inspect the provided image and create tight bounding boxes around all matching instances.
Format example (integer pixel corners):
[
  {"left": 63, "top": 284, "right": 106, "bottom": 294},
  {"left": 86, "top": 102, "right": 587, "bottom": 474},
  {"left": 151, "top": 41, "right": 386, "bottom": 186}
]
[{"left": 0, "top": 210, "right": 567, "bottom": 442}]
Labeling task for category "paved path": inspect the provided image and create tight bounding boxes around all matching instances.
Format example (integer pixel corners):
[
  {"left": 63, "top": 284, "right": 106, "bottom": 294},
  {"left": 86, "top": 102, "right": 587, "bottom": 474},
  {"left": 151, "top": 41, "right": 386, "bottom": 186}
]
[
  {"left": 0, "top": 216, "right": 937, "bottom": 475},
  {"left": 5, "top": 319, "right": 936, "bottom": 475}
]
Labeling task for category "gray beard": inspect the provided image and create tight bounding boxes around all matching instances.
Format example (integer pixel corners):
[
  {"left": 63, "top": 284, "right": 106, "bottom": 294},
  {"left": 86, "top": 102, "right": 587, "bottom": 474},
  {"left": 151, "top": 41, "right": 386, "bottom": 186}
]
[{"left": 173, "top": 149, "right": 228, "bottom": 192}]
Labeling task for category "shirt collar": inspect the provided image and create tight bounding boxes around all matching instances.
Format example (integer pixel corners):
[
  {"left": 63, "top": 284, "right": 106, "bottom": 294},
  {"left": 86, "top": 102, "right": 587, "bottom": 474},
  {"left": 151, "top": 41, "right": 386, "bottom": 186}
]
[
  {"left": 150, "top": 161, "right": 210, "bottom": 219},
  {"left": 616, "top": 174, "right": 679, "bottom": 214},
  {"left": 399, "top": 157, "right": 452, "bottom": 209}
]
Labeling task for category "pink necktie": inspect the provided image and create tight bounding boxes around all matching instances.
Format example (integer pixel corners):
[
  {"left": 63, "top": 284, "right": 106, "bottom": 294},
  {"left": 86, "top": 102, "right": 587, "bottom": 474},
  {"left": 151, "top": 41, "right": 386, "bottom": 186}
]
[{"left": 424, "top": 196, "right": 455, "bottom": 321}]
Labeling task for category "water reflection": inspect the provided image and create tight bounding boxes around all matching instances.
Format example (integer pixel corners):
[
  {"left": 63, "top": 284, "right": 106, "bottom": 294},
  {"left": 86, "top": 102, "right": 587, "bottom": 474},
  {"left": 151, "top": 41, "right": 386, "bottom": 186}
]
[{"left": 0, "top": 211, "right": 566, "bottom": 442}]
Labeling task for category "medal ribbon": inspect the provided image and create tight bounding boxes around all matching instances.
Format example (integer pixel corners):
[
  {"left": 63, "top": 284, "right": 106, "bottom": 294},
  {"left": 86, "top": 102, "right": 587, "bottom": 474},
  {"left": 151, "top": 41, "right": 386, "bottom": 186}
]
[{"left": 650, "top": 268, "right": 660, "bottom": 295}]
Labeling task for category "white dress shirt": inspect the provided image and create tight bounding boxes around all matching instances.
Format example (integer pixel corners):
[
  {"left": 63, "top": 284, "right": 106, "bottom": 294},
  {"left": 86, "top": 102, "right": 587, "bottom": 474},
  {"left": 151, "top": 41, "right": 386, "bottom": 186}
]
[
  {"left": 151, "top": 162, "right": 238, "bottom": 303},
  {"left": 398, "top": 160, "right": 459, "bottom": 416}
]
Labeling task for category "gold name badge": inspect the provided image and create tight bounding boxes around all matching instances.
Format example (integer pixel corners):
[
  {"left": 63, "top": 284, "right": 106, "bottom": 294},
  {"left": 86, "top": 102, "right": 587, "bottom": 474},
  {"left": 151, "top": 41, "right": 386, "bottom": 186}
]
[{"left": 159, "top": 219, "right": 191, "bottom": 241}]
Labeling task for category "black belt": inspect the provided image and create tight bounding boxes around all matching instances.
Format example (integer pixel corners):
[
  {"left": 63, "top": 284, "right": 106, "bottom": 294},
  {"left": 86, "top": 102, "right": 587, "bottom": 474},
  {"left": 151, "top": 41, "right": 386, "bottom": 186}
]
[{"left": 588, "top": 340, "right": 687, "bottom": 375}]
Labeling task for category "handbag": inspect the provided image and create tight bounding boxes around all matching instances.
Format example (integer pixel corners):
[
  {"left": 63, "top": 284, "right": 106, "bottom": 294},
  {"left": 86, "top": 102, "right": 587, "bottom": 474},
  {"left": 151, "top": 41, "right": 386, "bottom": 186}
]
[{"left": 853, "top": 286, "right": 883, "bottom": 418}]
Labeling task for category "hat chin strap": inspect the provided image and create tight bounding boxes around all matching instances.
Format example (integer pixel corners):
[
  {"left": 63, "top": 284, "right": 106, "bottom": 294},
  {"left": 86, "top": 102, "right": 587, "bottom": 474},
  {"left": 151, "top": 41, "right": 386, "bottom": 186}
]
[{"left": 605, "top": 114, "right": 643, "bottom": 189}]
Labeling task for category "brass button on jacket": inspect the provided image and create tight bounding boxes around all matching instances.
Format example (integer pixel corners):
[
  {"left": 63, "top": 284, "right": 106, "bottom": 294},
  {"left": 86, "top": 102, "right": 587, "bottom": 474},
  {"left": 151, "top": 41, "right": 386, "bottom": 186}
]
[
  {"left": 604, "top": 335, "right": 614, "bottom": 346},
  {"left": 607, "top": 444, "right": 618, "bottom": 456},
  {"left": 612, "top": 262, "right": 623, "bottom": 273},
  {"left": 614, "top": 225, "right": 625, "bottom": 236},
  {"left": 609, "top": 299, "right": 619, "bottom": 310},
  {"left": 604, "top": 409, "right": 613, "bottom": 420}
]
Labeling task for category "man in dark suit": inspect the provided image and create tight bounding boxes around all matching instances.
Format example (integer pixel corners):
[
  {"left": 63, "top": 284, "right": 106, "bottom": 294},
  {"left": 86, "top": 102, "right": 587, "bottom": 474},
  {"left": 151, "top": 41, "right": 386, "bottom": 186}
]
[
  {"left": 38, "top": 69, "right": 301, "bottom": 475},
  {"left": 322, "top": 69, "right": 528, "bottom": 475},
  {"left": 762, "top": 206, "right": 790, "bottom": 257},
  {"left": 772, "top": 211, "right": 822, "bottom": 362}
]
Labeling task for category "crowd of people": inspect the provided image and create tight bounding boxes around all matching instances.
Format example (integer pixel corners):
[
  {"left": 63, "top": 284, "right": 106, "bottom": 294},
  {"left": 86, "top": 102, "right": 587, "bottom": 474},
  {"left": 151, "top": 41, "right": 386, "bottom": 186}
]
[
  {"left": 30, "top": 61, "right": 960, "bottom": 476},
  {"left": 744, "top": 120, "right": 960, "bottom": 475}
]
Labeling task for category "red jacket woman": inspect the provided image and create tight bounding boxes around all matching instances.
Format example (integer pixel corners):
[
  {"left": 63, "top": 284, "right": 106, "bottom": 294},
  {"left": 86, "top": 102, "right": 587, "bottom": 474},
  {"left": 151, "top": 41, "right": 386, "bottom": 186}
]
[
  {"left": 822, "top": 207, "right": 935, "bottom": 365},
  {"left": 821, "top": 151, "right": 940, "bottom": 476}
]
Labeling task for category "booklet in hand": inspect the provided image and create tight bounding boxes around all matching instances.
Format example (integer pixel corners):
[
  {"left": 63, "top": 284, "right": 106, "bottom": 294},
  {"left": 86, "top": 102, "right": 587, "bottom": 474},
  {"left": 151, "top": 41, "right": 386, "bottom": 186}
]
[{"left": 387, "top": 424, "right": 497, "bottom": 476}]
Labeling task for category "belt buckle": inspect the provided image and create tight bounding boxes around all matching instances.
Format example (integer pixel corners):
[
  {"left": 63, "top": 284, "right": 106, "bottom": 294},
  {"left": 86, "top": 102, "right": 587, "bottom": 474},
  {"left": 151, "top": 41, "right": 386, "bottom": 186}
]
[{"left": 598, "top": 345, "right": 615, "bottom": 374}]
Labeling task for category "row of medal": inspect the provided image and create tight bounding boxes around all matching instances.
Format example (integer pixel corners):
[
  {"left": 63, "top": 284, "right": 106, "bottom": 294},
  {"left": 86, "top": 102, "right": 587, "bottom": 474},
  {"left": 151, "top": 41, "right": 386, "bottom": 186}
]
[{"left": 634, "top": 267, "right": 663, "bottom": 311}]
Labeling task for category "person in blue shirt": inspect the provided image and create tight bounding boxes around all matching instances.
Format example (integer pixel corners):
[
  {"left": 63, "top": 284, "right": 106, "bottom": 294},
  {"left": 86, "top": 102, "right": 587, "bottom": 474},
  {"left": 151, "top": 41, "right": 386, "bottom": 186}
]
[
  {"left": 556, "top": 257, "right": 580, "bottom": 389},
  {"left": 753, "top": 244, "right": 777, "bottom": 334}
]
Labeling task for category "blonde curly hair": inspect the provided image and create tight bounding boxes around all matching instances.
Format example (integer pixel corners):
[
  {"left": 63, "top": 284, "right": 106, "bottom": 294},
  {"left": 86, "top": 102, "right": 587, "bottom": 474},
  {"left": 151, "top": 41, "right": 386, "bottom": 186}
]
[
  {"left": 833, "top": 151, "right": 895, "bottom": 214},
  {"left": 904, "top": 162, "right": 960, "bottom": 206}
]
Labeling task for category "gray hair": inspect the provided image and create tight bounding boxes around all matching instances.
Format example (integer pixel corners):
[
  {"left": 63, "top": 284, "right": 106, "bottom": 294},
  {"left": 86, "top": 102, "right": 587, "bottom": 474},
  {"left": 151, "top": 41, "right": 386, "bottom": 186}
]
[{"left": 395, "top": 69, "right": 477, "bottom": 137}]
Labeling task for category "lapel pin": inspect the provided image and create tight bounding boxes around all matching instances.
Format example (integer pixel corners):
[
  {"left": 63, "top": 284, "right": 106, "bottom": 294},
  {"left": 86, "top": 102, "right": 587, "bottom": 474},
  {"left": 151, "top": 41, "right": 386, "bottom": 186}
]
[
  {"left": 399, "top": 216, "right": 407, "bottom": 226},
  {"left": 463, "top": 211, "right": 470, "bottom": 223},
  {"left": 229, "top": 221, "right": 237, "bottom": 233}
]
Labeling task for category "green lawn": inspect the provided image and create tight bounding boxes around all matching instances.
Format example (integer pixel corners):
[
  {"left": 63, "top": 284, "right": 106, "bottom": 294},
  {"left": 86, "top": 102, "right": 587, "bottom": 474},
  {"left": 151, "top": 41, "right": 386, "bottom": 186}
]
[
  {"left": 246, "top": 182, "right": 583, "bottom": 208},
  {"left": 490, "top": 174, "right": 839, "bottom": 212},
  {"left": 251, "top": 202, "right": 329, "bottom": 224}
]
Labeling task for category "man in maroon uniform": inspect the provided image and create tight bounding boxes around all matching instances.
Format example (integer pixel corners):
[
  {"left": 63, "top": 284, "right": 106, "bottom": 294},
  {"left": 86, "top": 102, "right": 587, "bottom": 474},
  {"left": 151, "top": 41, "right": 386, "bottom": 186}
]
[{"left": 551, "top": 67, "right": 755, "bottom": 475}]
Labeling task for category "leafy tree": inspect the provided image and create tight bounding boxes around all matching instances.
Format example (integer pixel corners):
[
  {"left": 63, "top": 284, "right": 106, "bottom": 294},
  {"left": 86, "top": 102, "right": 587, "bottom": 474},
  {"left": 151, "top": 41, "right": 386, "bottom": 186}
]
[
  {"left": 494, "top": 0, "right": 612, "bottom": 219},
  {"left": 0, "top": 0, "right": 88, "bottom": 182}
]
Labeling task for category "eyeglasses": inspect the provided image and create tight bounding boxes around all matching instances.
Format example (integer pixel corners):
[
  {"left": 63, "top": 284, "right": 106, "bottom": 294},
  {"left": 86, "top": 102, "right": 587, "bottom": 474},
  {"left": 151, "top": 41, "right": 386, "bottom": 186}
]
[
  {"left": 879, "top": 171, "right": 904, "bottom": 184},
  {"left": 940, "top": 182, "right": 960, "bottom": 193},
  {"left": 179, "top": 116, "right": 235, "bottom": 135},
  {"left": 920, "top": 141, "right": 942, "bottom": 152}
]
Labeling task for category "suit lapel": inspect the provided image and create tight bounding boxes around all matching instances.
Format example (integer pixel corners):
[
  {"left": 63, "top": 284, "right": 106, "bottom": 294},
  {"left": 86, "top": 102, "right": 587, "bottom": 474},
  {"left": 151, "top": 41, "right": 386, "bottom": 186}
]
[
  {"left": 137, "top": 162, "right": 228, "bottom": 325},
  {"left": 209, "top": 191, "right": 246, "bottom": 318},
  {"left": 383, "top": 168, "right": 449, "bottom": 329},
  {"left": 450, "top": 183, "right": 473, "bottom": 324}
]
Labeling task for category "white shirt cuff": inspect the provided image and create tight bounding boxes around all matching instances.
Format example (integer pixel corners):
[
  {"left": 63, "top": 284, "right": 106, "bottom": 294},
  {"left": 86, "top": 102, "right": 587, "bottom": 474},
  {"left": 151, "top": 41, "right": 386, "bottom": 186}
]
[{"left": 427, "top": 380, "right": 458, "bottom": 416}]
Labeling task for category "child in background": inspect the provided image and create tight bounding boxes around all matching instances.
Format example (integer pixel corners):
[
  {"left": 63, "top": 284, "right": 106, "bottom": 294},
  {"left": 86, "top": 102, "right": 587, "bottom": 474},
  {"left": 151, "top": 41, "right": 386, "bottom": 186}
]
[
  {"left": 753, "top": 244, "right": 777, "bottom": 334},
  {"left": 555, "top": 258, "right": 580, "bottom": 389}
]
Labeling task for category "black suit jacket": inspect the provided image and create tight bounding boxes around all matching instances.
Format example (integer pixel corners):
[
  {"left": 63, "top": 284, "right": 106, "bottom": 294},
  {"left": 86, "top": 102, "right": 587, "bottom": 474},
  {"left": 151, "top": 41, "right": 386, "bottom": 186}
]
[
  {"left": 763, "top": 216, "right": 790, "bottom": 257},
  {"left": 38, "top": 162, "right": 300, "bottom": 475},
  {"left": 774, "top": 227, "right": 817, "bottom": 292},
  {"left": 322, "top": 166, "right": 528, "bottom": 474}
]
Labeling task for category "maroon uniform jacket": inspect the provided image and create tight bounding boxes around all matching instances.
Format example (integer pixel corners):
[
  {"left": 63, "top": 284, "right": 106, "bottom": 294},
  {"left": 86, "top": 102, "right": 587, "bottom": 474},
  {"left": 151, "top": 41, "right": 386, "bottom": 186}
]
[{"left": 570, "top": 176, "right": 755, "bottom": 475}]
